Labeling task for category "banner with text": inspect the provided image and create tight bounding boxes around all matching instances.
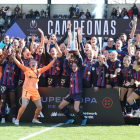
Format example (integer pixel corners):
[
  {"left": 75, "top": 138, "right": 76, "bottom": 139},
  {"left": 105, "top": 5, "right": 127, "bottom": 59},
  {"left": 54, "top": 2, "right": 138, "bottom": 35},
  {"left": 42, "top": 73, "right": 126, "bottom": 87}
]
[
  {"left": 14, "top": 19, "right": 140, "bottom": 37},
  {"left": 7, "top": 88, "right": 125, "bottom": 125}
]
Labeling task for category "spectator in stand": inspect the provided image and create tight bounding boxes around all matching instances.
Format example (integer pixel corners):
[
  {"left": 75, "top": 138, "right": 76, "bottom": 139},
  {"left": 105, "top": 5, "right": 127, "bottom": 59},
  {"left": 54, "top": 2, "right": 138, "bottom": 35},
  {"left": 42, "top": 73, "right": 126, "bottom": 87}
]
[
  {"left": 69, "top": 5, "right": 75, "bottom": 18},
  {"left": 86, "top": 9, "right": 91, "bottom": 19},
  {"left": 35, "top": 9, "right": 39, "bottom": 17},
  {"left": 0, "top": 16, "right": 5, "bottom": 31},
  {"left": 29, "top": 9, "right": 33, "bottom": 16},
  {"left": 80, "top": 9, "right": 84, "bottom": 17},
  {"left": 81, "top": 13, "right": 86, "bottom": 19},
  {"left": 40, "top": 15, "right": 44, "bottom": 19},
  {"left": 36, "top": 14, "right": 40, "bottom": 19},
  {"left": 132, "top": 4, "right": 139, "bottom": 18},
  {"left": 0, "top": 11, "right": 5, "bottom": 19},
  {"left": 123, "top": 14, "right": 129, "bottom": 19},
  {"left": 75, "top": 5, "right": 79, "bottom": 14},
  {"left": 32, "top": 12, "right": 36, "bottom": 18},
  {"left": 14, "top": 5, "right": 20, "bottom": 13},
  {"left": 5, "top": 6, "right": 9, "bottom": 11},
  {"left": 23, "top": 13, "right": 26, "bottom": 19},
  {"left": 40, "top": 9, "right": 45, "bottom": 17},
  {"left": 17, "top": 11, "right": 23, "bottom": 19},
  {"left": 7, "top": 16, "right": 12, "bottom": 28},
  {"left": 116, "top": 6, "right": 121, "bottom": 17},
  {"left": 26, "top": 12, "right": 31, "bottom": 18},
  {"left": 128, "top": 7, "right": 133, "bottom": 19},
  {"left": 6, "top": 8, "right": 12, "bottom": 17},
  {"left": 1, "top": 7, "right": 4, "bottom": 12},
  {"left": 11, "top": 12, "right": 15, "bottom": 20},
  {"left": 45, "top": 8, "right": 49, "bottom": 17},
  {"left": 124, "top": 9, "right": 128, "bottom": 17},
  {"left": 45, "top": 15, "right": 49, "bottom": 19},
  {"left": 76, "top": 12, "right": 79, "bottom": 19},
  {"left": 111, "top": 8, "right": 117, "bottom": 19},
  {"left": 12, "top": 16, "right": 17, "bottom": 25},
  {"left": 121, "top": 8, "right": 126, "bottom": 18}
]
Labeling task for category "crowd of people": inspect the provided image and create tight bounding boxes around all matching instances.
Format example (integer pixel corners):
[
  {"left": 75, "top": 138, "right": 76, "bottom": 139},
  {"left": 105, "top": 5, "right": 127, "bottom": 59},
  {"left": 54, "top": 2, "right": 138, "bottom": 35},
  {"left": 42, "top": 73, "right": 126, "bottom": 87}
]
[
  {"left": 0, "top": 15, "right": 140, "bottom": 125},
  {"left": 111, "top": 3, "right": 139, "bottom": 19},
  {"left": 68, "top": 5, "right": 92, "bottom": 19},
  {"left": 0, "top": 5, "right": 50, "bottom": 37}
]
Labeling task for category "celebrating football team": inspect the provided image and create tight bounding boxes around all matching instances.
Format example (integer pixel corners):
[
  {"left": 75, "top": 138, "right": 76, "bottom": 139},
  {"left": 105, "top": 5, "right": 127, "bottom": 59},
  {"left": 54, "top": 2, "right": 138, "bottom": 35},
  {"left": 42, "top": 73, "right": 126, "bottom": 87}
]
[{"left": 1, "top": 17, "right": 140, "bottom": 126}]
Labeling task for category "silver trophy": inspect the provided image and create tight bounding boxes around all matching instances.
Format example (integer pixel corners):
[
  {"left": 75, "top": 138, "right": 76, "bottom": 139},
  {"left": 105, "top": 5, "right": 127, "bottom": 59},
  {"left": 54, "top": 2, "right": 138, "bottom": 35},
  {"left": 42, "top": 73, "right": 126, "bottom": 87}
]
[{"left": 69, "top": 31, "right": 77, "bottom": 53}]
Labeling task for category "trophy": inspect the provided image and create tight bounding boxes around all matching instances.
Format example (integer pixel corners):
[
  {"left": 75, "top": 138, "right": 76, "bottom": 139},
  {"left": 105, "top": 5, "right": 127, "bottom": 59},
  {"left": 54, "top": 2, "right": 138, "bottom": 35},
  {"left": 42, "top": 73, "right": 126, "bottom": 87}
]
[{"left": 69, "top": 31, "right": 77, "bottom": 53}]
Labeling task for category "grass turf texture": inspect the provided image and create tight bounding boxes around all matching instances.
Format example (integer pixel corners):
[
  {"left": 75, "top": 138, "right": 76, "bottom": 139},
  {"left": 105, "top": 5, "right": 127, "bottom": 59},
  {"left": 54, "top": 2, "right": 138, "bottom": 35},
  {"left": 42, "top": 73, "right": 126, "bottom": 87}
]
[{"left": 0, "top": 123, "right": 140, "bottom": 140}]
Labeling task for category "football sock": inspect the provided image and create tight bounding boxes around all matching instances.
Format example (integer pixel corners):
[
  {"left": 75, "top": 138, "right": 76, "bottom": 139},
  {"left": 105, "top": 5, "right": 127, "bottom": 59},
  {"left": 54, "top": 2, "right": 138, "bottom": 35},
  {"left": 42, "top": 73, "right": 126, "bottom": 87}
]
[{"left": 61, "top": 107, "right": 73, "bottom": 119}]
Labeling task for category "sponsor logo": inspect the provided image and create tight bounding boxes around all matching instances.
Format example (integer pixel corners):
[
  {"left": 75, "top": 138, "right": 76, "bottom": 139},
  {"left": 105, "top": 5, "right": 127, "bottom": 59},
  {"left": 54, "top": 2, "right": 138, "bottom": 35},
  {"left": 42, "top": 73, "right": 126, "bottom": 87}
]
[
  {"left": 50, "top": 112, "right": 75, "bottom": 117},
  {"left": 129, "top": 20, "right": 134, "bottom": 28},
  {"left": 83, "top": 112, "right": 97, "bottom": 119},
  {"left": 41, "top": 97, "right": 97, "bottom": 104},
  {"left": 38, "top": 111, "right": 44, "bottom": 118},
  {"left": 102, "top": 97, "right": 113, "bottom": 108},
  {"left": 30, "top": 20, "right": 37, "bottom": 29}
]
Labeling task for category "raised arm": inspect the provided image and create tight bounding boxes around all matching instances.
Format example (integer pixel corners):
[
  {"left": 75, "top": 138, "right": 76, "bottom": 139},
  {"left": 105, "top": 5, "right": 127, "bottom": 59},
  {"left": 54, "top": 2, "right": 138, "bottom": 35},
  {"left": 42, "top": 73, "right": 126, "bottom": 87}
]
[
  {"left": 30, "top": 36, "right": 36, "bottom": 54},
  {"left": 39, "top": 57, "right": 56, "bottom": 75},
  {"left": 128, "top": 39, "right": 133, "bottom": 57},
  {"left": 54, "top": 38, "right": 62, "bottom": 57},
  {"left": 11, "top": 54, "right": 26, "bottom": 72},
  {"left": 57, "top": 23, "right": 71, "bottom": 46},
  {"left": 130, "top": 17, "right": 137, "bottom": 39},
  {"left": 19, "top": 39, "right": 25, "bottom": 56},
  {"left": 38, "top": 28, "right": 44, "bottom": 46}
]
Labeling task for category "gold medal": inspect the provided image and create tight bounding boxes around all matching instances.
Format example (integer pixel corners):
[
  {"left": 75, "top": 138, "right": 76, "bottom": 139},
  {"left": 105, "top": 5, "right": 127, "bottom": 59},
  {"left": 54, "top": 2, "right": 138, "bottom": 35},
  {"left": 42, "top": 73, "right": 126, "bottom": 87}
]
[
  {"left": 97, "top": 72, "right": 99, "bottom": 75},
  {"left": 87, "top": 72, "right": 90, "bottom": 75},
  {"left": 71, "top": 85, "right": 73, "bottom": 87},
  {"left": 7, "top": 70, "right": 9, "bottom": 72},
  {"left": 64, "top": 70, "right": 66, "bottom": 73},
  {"left": 55, "top": 70, "right": 57, "bottom": 73},
  {"left": 101, "top": 77, "right": 102, "bottom": 79},
  {"left": 9, "top": 77, "right": 11, "bottom": 80}
]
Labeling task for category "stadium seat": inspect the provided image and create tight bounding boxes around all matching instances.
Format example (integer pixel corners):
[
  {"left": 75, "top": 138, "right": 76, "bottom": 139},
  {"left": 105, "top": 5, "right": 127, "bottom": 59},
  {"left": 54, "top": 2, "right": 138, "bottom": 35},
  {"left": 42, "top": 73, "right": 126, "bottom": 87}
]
[
  {"left": 64, "top": 15, "right": 67, "bottom": 18},
  {"left": 53, "top": 14, "right": 58, "bottom": 19},
  {"left": 59, "top": 14, "right": 63, "bottom": 18}
]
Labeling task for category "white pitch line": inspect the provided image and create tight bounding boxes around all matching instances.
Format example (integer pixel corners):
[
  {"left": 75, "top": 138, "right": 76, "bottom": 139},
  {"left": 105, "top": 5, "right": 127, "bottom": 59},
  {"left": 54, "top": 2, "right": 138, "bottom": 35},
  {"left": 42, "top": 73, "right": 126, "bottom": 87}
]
[{"left": 19, "top": 123, "right": 64, "bottom": 140}]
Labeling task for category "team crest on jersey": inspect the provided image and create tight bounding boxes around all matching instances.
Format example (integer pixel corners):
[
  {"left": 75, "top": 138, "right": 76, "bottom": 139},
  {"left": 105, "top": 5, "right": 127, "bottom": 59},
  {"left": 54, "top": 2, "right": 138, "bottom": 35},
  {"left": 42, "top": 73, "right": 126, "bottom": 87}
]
[
  {"left": 61, "top": 79, "right": 65, "bottom": 85},
  {"left": 48, "top": 78, "right": 53, "bottom": 85},
  {"left": 92, "top": 67, "right": 95, "bottom": 71},
  {"left": 1, "top": 86, "right": 6, "bottom": 93},
  {"left": 119, "top": 64, "right": 121, "bottom": 67}
]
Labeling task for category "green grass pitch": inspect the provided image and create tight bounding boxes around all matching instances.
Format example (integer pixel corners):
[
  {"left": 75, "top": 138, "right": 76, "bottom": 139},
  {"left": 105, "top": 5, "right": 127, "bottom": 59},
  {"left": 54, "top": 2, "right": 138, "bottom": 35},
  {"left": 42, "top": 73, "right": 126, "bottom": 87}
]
[{"left": 0, "top": 123, "right": 140, "bottom": 140}]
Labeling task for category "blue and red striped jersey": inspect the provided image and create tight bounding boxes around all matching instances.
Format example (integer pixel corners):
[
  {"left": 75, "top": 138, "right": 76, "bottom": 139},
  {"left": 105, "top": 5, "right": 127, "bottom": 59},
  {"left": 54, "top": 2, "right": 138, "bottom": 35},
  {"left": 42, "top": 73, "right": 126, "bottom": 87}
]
[
  {"left": 19, "top": 58, "right": 30, "bottom": 80},
  {"left": 1, "top": 61, "right": 17, "bottom": 86},
  {"left": 107, "top": 59, "right": 121, "bottom": 82},
  {"left": 33, "top": 53, "right": 47, "bottom": 77},
  {"left": 83, "top": 58, "right": 97, "bottom": 81},
  {"left": 62, "top": 58, "right": 71, "bottom": 76},
  {"left": 92, "top": 62, "right": 107, "bottom": 87},
  {"left": 66, "top": 57, "right": 83, "bottom": 94},
  {"left": 132, "top": 70, "right": 140, "bottom": 90},
  {"left": 48, "top": 57, "right": 63, "bottom": 76},
  {"left": 121, "top": 64, "right": 134, "bottom": 85}
]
